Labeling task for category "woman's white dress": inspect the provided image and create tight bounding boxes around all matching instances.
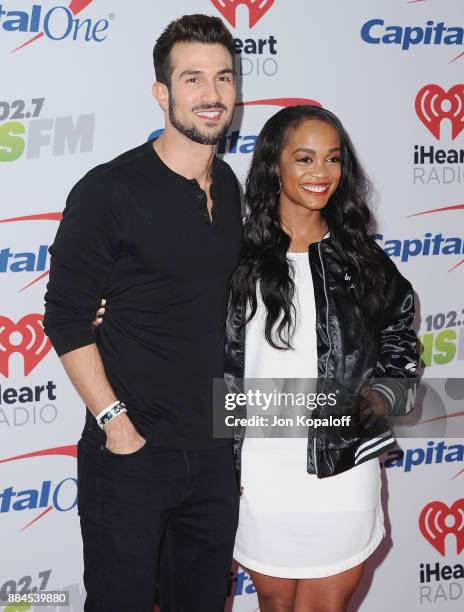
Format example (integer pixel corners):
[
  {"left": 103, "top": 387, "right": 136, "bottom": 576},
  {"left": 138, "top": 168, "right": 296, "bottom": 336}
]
[{"left": 233, "top": 251, "right": 385, "bottom": 578}]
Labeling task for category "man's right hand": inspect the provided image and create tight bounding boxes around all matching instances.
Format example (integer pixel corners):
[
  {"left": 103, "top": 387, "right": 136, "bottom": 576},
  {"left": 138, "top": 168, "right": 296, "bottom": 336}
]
[
  {"left": 103, "top": 411, "right": 146, "bottom": 454},
  {"left": 88, "top": 300, "right": 145, "bottom": 453}
]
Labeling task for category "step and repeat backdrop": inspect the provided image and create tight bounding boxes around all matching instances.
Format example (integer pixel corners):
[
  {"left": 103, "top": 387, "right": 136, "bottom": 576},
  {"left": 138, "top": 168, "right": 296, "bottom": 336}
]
[{"left": 1, "top": 1, "right": 463, "bottom": 610}]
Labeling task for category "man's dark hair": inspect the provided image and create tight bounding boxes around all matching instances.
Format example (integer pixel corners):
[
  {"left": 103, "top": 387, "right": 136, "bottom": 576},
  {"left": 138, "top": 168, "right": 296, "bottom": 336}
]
[{"left": 153, "top": 14, "right": 235, "bottom": 88}]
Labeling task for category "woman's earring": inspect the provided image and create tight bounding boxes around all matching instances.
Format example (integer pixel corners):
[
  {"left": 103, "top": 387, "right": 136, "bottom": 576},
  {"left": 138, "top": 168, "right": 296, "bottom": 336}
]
[{"left": 277, "top": 176, "right": 282, "bottom": 194}]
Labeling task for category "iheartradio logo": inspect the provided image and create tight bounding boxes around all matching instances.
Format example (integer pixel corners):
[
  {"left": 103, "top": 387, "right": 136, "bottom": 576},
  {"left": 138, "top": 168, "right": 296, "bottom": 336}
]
[
  {"left": 419, "top": 499, "right": 464, "bottom": 556},
  {"left": 210, "top": 0, "right": 275, "bottom": 28},
  {"left": 415, "top": 84, "right": 464, "bottom": 140},
  {"left": 0, "top": 314, "right": 51, "bottom": 377}
]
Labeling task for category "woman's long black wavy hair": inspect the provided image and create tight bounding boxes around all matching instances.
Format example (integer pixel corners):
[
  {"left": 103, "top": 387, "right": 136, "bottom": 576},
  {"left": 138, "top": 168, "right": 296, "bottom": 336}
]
[{"left": 230, "top": 104, "right": 386, "bottom": 349}]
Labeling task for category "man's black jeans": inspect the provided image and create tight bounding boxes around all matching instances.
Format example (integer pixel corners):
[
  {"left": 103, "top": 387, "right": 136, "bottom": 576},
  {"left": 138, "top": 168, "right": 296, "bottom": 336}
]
[{"left": 77, "top": 437, "right": 239, "bottom": 611}]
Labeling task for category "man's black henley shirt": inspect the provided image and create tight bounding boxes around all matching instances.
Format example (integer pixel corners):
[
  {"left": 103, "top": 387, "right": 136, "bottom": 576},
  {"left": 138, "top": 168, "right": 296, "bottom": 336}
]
[{"left": 43, "top": 140, "right": 243, "bottom": 449}]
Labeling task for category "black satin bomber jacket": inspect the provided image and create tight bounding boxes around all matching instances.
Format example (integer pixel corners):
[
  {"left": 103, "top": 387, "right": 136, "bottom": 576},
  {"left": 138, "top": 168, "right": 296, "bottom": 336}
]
[{"left": 224, "top": 236, "right": 419, "bottom": 479}]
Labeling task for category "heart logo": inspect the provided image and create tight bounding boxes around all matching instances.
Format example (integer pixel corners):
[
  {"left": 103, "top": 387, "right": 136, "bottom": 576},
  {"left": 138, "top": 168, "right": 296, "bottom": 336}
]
[
  {"left": 415, "top": 84, "right": 464, "bottom": 140},
  {"left": 419, "top": 499, "right": 464, "bottom": 556},
  {"left": 0, "top": 314, "right": 52, "bottom": 377},
  {"left": 210, "top": 0, "right": 275, "bottom": 28}
]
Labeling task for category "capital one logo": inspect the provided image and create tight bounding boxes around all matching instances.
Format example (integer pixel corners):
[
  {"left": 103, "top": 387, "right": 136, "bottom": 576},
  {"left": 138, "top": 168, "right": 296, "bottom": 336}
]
[
  {"left": 419, "top": 499, "right": 464, "bottom": 556},
  {"left": 0, "top": 314, "right": 51, "bottom": 376},
  {"left": 415, "top": 84, "right": 464, "bottom": 140},
  {"left": 1, "top": 0, "right": 111, "bottom": 53},
  {"left": 210, "top": 0, "right": 275, "bottom": 28},
  {"left": 0, "top": 445, "right": 77, "bottom": 531}
]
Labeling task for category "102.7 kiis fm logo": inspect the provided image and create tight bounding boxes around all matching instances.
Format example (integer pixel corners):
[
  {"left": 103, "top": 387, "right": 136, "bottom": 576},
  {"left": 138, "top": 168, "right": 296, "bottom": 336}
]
[
  {"left": 419, "top": 305, "right": 464, "bottom": 368},
  {"left": 0, "top": 97, "right": 95, "bottom": 162}
]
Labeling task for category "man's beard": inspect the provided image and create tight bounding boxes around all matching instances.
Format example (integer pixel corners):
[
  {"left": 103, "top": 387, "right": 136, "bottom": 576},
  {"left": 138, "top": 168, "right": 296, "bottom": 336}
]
[{"left": 168, "top": 96, "right": 231, "bottom": 145}]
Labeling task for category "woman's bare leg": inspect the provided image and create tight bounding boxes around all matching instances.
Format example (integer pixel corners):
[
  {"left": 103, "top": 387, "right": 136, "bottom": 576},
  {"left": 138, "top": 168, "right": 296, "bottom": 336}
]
[
  {"left": 293, "top": 562, "right": 365, "bottom": 612},
  {"left": 246, "top": 568, "right": 297, "bottom": 612}
]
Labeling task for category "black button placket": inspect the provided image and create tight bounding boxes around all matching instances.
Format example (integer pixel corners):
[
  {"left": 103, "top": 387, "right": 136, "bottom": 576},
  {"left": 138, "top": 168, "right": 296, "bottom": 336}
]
[{"left": 192, "top": 180, "right": 214, "bottom": 226}]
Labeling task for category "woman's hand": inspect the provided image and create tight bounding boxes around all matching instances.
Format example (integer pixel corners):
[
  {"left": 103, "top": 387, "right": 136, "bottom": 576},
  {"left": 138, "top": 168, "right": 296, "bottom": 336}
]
[
  {"left": 359, "top": 386, "right": 388, "bottom": 429},
  {"left": 92, "top": 298, "right": 106, "bottom": 326}
]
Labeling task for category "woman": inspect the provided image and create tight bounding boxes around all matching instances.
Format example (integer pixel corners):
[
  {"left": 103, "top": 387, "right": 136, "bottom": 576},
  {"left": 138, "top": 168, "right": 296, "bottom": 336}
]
[
  {"left": 225, "top": 105, "right": 418, "bottom": 611},
  {"left": 95, "top": 105, "right": 418, "bottom": 611}
]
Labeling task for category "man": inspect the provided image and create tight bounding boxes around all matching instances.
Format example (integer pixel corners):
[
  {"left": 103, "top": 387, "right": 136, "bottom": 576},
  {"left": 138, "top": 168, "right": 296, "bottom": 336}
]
[{"left": 44, "top": 14, "right": 242, "bottom": 612}]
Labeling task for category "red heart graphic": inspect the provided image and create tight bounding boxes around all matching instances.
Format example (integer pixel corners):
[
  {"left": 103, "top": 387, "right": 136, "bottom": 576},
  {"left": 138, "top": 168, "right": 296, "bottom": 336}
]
[
  {"left": 0, "top": 314, "right": 52, "bottom": 377},
  {"left": 419, "top": 499, "right": 464, "bottom": 556},
  {"left": 415, "top": 84, "right": 464, "bottom": 140},
  {"left": 210, "top": 0, "right": 275, "bottom": 28}
]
